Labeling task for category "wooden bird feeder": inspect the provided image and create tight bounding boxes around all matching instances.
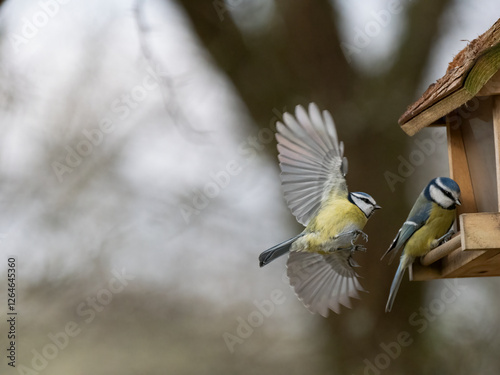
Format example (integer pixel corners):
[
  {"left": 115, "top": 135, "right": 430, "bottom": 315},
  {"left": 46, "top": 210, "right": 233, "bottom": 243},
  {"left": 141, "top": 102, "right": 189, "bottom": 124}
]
[{"left": 399, "top": 18, "right": 500, "bottom": 280}]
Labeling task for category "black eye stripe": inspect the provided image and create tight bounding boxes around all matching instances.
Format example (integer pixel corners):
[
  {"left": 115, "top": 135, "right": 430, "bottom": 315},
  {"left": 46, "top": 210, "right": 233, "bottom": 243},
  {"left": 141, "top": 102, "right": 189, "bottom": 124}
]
[
  {"left": 436, "top": 185, "right": 455, "bottom": 201},
  {"left": 359, "top": 197, "right": 373, "bottom": 205},
  {"left": 351, "top": 193, "right": 375, "bottom": 206}
]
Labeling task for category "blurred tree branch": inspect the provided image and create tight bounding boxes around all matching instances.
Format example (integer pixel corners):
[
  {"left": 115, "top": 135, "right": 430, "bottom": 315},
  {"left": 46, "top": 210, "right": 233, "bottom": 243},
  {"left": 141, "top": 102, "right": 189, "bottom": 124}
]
[
  {"left": 134, "top": 0, "right": 206, "bottom": 137},
  {"left": 170, "top": 0, "right": 293, "bottom": 125}
]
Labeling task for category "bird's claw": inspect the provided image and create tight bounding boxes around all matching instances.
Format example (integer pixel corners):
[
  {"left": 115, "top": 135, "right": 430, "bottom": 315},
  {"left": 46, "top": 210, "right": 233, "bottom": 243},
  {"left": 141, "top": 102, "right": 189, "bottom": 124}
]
[
  {"left": 441, "top": 230, "right": 455, "bottom": 244},
  {"left": 336, "top": 244, "right": 366, "bottom": 253},
  {"left": 432, "top": 229, "right": 455, "bottom": 249},
  {"left": 331, "top": 230, "right": 368, "bottom": 252},
  {"left": 334, "top": 230, "right": 368, "bottom": 244},
  {"left": 359, "top": 230, "right": 369, "bottom": 243},
  {"left": 349, "top": 230, "right": 368, "bottom": 245},
  {"left": 353, "top": 244, "right": 367, "bottom": 252}
]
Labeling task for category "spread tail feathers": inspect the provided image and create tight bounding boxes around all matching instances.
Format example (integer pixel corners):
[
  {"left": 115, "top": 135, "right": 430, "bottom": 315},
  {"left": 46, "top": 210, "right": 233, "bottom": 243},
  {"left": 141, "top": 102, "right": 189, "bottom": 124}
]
[
  {"left": 385, "top": 254, "right": 415, "bottom": 312},
  {"left": 259, "top": 233, "right": 304, "bottom": 267}
]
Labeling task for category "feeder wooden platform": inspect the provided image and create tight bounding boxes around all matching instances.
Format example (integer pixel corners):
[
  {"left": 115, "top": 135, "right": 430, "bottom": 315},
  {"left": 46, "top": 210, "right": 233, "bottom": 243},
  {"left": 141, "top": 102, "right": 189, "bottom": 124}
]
[{"left": 411, "top": 213, "right": 500, "bottom": 280}]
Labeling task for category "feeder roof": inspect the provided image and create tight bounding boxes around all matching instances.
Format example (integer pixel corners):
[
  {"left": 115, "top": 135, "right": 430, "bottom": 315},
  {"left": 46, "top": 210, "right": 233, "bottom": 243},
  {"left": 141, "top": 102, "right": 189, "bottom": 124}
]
[{"left": 399, "top": 18, "right": 500, "bottom": 136}]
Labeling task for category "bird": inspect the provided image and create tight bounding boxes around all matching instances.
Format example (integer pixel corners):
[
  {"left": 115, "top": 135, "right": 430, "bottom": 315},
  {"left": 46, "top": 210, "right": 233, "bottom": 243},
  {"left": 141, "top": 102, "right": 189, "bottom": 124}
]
[
  {"left": 258, "top": 103, "right": 381, "bottom": 317},
  {"left": 382, "top": 177, "right": 461, "bottom": 312}
]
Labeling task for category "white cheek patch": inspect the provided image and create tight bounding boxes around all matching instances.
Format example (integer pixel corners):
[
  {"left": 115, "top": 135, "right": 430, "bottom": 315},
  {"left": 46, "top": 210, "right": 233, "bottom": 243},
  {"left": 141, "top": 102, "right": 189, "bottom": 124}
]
[
  {"left": 351, "top": 195, "right": 370, "bottom": 216},
  {"left": 429, "top": 184, "right": 454, "bottom": 208},
  {"left": 357, "top": 201, "right": 370, "bottom": 216}
]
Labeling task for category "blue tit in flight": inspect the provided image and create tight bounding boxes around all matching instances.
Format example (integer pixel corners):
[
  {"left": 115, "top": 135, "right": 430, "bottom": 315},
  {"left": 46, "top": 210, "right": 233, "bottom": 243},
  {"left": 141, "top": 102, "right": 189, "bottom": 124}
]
[
  {"left": 258, "top": 103, "right": 381, "bottom": 317},
  {"left": 382, "top": 177, "right": 461, "bottom": 312}
]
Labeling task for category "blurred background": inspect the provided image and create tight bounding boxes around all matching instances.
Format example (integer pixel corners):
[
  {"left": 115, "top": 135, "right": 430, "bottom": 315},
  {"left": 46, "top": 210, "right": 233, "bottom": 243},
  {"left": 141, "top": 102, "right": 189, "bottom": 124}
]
[{"left": 1, "top": 0, "right": 500, "bottom": 374}]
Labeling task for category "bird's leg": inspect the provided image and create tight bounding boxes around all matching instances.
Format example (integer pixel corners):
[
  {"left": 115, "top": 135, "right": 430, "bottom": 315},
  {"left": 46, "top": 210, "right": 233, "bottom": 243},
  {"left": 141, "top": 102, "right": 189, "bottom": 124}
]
[
  {"left": 333, "top": 230, "right": 369, "bottom": 245},
  {"left": 335, "top": 244, "right": 366, "bottom": 253},
  {"left": 431, "top": 228, "right": 456, "bottom": 249}
]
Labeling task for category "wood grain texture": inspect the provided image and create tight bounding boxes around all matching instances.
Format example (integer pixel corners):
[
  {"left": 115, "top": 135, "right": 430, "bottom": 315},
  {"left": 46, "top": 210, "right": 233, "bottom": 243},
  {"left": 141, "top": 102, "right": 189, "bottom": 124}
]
[
  {"left": 411, "top": 261, "right": 442, "bottom": 281},
  {"left": 459, "top": 97, "right": 498, "bottom": 212},
  {"left": 401, "top": 89, "right": 472, "bottom": 136},
  {"left": 400, "top": 44, "right": 500, "bottom": 136},
  {"left": 399, "top": 19, "right": 500, "bottom": 127},
  {"left": 493, "top": 95, "right": 500, "bottom": 211},
  {"left": 441, "top": 246, "right": 500, "bottom": 278},
  {"left": 477, "top": 70, "right": 500, "bottom": 96},
  {"left": 420, "top": 235, "right": 461, "bottom": 266},
  {"left": 412, "top": 213, "right": 500, "bottom": 280},
  {"left": 460, "top": 212, "right": 500, "bottom": 251},
  {"left": 446, "top": 116, "right": 478, "bottom": 219}
]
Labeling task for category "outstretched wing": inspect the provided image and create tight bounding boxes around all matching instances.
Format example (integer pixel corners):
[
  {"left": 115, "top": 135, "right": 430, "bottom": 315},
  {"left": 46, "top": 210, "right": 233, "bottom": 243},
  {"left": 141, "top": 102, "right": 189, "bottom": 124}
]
[
  {"left": 276, "top": 103, "right": 348, "bottom": 226},
  {"left": 286, "top": 251, "right": 365, "bottom": 317},
  {"left": 381, "top": 195, "right": 431, "bottom": 264}
]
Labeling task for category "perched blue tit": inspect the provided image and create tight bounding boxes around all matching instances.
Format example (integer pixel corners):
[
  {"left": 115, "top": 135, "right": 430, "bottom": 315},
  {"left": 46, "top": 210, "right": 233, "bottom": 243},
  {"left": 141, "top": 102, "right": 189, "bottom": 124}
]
[
  {"left": 382, "top": 177, "right": 461, "bottom": 312},
  {"left": 258, "top": 103, "right": 380, "bottom": 317}
]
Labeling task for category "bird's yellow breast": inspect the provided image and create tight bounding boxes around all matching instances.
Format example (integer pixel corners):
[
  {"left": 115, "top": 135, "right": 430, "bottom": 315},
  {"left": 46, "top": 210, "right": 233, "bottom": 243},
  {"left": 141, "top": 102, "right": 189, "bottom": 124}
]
[
  {"left": 405, "top": 203, "right": 456, "bottom": 257},
  {"left": 305, "top": 194, "right": 367, "bottom": 247}
]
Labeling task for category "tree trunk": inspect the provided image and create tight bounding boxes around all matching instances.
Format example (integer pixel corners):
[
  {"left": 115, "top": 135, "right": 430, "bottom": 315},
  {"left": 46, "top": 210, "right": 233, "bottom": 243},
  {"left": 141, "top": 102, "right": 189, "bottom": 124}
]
[{"left": 174, "top": 0, "right": 454, "bottom": 372}]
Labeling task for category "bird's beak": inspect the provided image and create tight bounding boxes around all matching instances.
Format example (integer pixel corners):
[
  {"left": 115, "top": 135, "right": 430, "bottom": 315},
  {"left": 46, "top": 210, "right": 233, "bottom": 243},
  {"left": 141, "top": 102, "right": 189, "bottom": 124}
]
[
  {"left": 375, "top": 205, "right": 382, "bottom": 210},
  {"left": 455, "top": 199, "right": 461, "bottom": 206}
]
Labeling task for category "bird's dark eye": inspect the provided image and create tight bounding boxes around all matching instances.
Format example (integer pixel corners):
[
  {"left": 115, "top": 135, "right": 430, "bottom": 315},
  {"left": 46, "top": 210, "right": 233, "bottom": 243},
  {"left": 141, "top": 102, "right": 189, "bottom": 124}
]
[{"left": 438, "top": 187, "right": 455, "bottom": 202}]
